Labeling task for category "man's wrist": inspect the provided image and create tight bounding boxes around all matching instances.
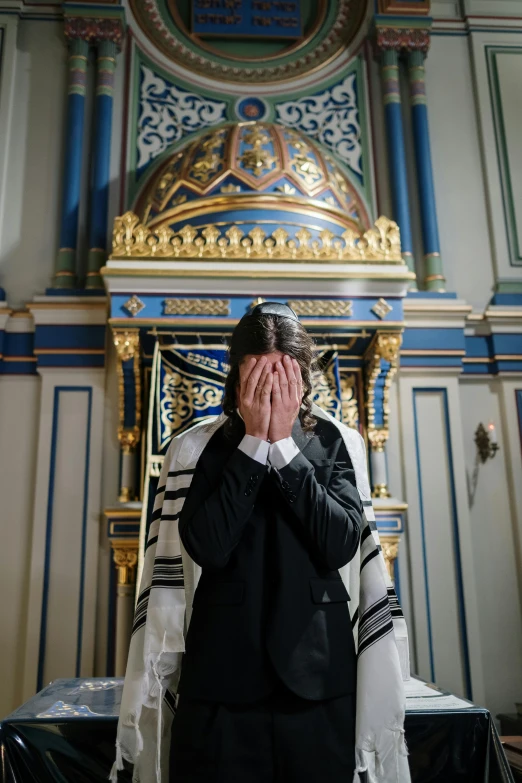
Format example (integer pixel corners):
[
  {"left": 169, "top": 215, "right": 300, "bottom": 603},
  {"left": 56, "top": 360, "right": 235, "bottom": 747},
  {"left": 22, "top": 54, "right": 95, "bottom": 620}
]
[{"left": 245, "top": 430, "right": 269, "bottom": 441}]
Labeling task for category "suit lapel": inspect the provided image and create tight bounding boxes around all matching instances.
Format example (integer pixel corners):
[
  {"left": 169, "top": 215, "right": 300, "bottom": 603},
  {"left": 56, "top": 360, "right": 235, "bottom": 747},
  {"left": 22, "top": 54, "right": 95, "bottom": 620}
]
[{"left": 291, "top": 410, "right": 314, "bottom": 456}]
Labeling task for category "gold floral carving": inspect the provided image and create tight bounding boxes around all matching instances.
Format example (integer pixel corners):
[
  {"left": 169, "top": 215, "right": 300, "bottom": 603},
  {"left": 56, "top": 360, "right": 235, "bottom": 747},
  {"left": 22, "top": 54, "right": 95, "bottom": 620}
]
[
  {"left": 289, "top": 136, "right": 322, "bottom": 187},
  {"left": 111, "top": 212, "right": 402, "bottom": 263},
  {"left": 113, "top": 330, "right": 140, "bottom": 362},
  {"left": 190, "top": 129, "right": 226, "bottom": 183},
  {"left": 163, "top": 298, "right": 230, "bottom": 316},
  {"left": 289, "top": 299, "right": 353, "bottom": 317},
  {"left": 240, "top": 127, "right": 276, "bottom": 176},
  {"left": 113, "top": 329, "right": 142, "bottom": 454},
  {"left": 365, "top": 333, "right": 402, "bottom": 452}
]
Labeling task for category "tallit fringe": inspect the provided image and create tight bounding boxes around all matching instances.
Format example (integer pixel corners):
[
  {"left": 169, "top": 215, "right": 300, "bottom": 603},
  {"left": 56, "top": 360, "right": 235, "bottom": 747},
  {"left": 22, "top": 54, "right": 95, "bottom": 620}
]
[
  {"left": 109, "top": 742, "right": 123, "bottom": 782},
  {"left": 108, "top": 713, "right": 145, "bottom": 782},
  {"left": 353, "top": 728, "right": 409, "bottom": 783}
]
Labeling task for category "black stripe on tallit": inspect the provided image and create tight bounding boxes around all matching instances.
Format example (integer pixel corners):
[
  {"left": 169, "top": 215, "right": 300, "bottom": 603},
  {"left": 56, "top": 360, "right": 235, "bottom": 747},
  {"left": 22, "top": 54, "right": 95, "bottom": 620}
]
[
  {"left": 156, "top": 485, "right": 166, "bottom": 494},
  {"left": 351, "top": 607, "right": 359, "bottom": 629},
  {"left": 131, "top": 587, "right": 151, "bottom": 636},
  {"left": 387, "top": 587, "right": 405, "bottom": 618},
  {"left": 150, "top": 579, "right": 185, "bottom": 588},
  {"left": 145, "top": 535, "right": 158, "bottom": 551},
  {"left": 164, "top": 487, "right": 191, "bottom": 502},
  {"left": 361, "top": 548, "right": 379, "bottom": 571},
  {"left": 358, "top": 596, "right": 393, "bottom": 654},
  {"left": 362, "top": 500, "right": 373, "bottom": 507},
  {"left": 358, "top": 619, "right": 394, "bottom": 656},
  {"left": 164, "top": 688, "right": 177, "bottom": 715},
  {"left": 361, "top": 525, "right": 372, "bottom": 544},
  {"left": 358, "top": 596, "right": 390, "bottom": 636},
  {"left": 168, "top": 469, "right": 196, "bottom": 478},
  {"left": 151, "top": 556, "right": 184, "bottom": 588}
]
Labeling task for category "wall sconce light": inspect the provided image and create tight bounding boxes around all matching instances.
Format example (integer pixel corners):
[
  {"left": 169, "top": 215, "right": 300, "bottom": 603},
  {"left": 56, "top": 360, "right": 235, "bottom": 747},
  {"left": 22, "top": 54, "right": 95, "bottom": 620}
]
[{"left": 474, "top": 422, "right": 500, "bottom": 463}]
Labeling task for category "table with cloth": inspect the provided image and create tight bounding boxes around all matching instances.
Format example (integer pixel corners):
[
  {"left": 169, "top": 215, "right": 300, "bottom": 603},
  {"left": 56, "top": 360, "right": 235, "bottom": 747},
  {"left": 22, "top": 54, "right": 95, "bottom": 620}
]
[{"left": 0, "top": 677, "right": 513, "bottom": 783}]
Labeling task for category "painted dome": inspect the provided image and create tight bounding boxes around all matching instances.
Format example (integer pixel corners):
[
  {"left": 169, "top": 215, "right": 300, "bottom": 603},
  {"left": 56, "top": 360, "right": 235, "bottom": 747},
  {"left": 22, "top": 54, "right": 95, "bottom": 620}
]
[{"left": 135, "top": 122, "right": 371, "bottom": 247}]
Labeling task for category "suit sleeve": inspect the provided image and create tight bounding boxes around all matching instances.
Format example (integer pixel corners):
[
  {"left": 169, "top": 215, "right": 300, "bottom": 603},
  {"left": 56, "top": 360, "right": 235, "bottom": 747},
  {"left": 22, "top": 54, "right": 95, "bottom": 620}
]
[
  {"left": 270, "top": 436, "right": 362, "bottom": 570},
  {"left": 178, "top": 439, "right": 269, "bottom": 570}
]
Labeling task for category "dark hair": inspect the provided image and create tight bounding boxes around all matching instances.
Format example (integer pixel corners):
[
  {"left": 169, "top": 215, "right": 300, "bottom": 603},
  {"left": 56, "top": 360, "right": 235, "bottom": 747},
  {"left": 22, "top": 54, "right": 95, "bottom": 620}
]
[{"left": 222, "top": 314, "right": 318, "bottom": 435}]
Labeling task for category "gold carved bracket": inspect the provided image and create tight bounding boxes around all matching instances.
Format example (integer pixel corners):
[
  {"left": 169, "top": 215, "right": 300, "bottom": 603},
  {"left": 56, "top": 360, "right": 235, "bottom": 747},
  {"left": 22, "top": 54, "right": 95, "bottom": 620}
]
[
  {"left": 113, "top": 329, "right": 142, "bottom": 453},
  {"left": 364, "top": 332, "right": 402, "bottom": 453}
]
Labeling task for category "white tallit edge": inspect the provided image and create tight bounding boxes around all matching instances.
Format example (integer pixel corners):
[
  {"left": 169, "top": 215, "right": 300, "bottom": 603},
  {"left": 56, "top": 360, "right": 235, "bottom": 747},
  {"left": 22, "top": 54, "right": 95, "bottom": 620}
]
[
  {"left": 311, "top": 404, "right": 411, "bottom": 783},
  {"left": 111, "top": 407, "right": 411, "bottom": 783}
]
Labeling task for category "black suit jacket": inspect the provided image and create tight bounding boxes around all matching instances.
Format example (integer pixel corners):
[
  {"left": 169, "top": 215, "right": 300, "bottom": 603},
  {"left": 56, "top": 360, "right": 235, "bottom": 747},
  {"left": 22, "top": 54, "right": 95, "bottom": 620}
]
[{"left": 176, "top": 410, "right": 363, "bottom": 704}]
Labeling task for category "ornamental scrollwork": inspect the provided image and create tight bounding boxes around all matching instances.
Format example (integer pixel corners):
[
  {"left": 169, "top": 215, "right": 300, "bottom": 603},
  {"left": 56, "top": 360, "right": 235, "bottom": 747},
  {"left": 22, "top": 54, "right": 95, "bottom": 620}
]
[
  {"left": 137, "top": 65, "right": 227, "bottom": 171},
  {"left": 275, "top": 74, "right": 362, "bottom": 178},
  {"left": 160, "top": 369, "right": 223, "bottom": 443}
]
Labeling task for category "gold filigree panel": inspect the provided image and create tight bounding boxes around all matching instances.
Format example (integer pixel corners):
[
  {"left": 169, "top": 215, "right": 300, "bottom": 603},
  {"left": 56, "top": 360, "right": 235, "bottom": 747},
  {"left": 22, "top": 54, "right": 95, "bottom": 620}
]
[
  {"left": 164, "top": 298, "right": 230, "bottom": 315},
  {"left": 289, "top": 299, "right": 353, "bottom": 317}
]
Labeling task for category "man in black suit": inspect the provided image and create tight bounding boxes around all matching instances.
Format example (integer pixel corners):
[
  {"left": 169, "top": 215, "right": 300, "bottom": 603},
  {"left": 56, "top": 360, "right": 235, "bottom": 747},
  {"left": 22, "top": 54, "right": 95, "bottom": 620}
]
[{"left": 170, "top": 302, "right": 363, "bottom": 783}]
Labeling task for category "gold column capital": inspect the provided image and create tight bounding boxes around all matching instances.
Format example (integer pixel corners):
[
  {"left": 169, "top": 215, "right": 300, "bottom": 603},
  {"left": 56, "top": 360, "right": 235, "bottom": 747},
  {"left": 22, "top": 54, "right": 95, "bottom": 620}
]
[
  {"left": 113, "top": 328, "right": 140, "bottom": 362},
  {"left": 111, "top": 541, "right": 139, "bottom": 586},
  {"left": 380, "top": 534, "right": 400, "bottom": 583}
]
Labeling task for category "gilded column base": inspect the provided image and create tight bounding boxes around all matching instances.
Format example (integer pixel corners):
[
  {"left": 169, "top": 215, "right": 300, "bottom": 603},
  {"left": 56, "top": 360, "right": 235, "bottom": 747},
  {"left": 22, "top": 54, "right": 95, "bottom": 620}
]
[
  {"left": 118, "top": 486, "right": 134, "bottom": 503},
  {"left": 372, "top": 482, "right": 391, "bottom": 499}
]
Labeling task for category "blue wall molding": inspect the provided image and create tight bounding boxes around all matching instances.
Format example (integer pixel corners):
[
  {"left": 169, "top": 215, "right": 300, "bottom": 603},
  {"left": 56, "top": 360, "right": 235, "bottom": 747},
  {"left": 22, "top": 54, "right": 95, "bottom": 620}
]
[
  {"left": 412, "top": 387, "right": 472, "bottom": 699},
  {"left": 37, "top": 386, "right": 93, "bottom": 691}
]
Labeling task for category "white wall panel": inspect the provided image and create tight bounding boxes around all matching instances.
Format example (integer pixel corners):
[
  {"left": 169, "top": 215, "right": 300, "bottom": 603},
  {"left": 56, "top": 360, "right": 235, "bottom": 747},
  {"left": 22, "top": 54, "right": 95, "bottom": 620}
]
[
  {"left": 398, "top": 375, "right": 485, "bottom": 704},
  {"left": 427, "top": 35, "right": 494, "bottom": 308},
  {"left": 23, "top": 368, "right": 105, "bottom": 699},
  {"left": 470, "top": 31, "right": 522, "bottom": 285},
  {"left": 460, "top": 379, "right": 522, "bottom": 719},
  {"left": 0, "top": 20, "right": 66, "bottom": 306},
  {"left": 41, "top": 389, "right": 91, "bottom": 685}
]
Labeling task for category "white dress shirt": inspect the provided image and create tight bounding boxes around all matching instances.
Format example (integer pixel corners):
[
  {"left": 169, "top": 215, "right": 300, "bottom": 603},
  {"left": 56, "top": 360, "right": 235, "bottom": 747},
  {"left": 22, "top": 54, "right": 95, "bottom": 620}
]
[{"left": 235, "top": 408, "right": 300, "bottom": 469}]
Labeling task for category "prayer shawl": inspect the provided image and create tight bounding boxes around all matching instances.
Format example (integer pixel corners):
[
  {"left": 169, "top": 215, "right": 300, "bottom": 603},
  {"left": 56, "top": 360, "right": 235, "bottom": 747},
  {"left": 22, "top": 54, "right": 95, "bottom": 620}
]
[{"left": 111, "top": 403, "right": 411, "bottom": 783}]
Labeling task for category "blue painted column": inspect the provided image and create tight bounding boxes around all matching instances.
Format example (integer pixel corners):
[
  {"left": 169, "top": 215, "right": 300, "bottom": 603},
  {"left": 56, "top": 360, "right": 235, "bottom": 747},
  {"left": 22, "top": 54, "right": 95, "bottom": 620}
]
[
  {"left": 380, "top": 48, "right": 416, "bottom": 288},
  {"left": 86, "top": 40, "right": 117, "bottom": 290},
  {"left": 53, "top": 38, "right": 89, "bottom": 289},
  {"left": 408, "top": 48, "right": 446, "bottom": 292}
]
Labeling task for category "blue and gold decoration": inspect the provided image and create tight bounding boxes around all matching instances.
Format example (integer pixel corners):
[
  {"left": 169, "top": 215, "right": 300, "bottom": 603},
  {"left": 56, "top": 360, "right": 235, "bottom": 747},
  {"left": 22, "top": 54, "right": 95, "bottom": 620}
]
[
  {"left": 312, "top": 348, "right": 360, "bottom": 430},
  {"left": 408, "top": 50, "right": 445, "bottom": 292},
  {"left": 87, "top": 40, "right": 119, "bottom": 290},
  {"left": 156, "top": 344, "right": 229, "bottom": 452},
  {"left": 379, "top": 48, "right": 415, "bottom": 280},
  {"left": 53, "top": 38, "right": 89, "bottom": 289},
  {"left": 135, "top": 122, "right": 372, "bottom": 246}
]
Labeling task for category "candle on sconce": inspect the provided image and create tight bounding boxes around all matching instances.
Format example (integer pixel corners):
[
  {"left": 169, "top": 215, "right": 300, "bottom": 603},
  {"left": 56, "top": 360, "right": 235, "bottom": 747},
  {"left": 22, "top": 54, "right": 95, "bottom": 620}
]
[{"left": 488, "top": 421, "right": 498, "bottom": 445}]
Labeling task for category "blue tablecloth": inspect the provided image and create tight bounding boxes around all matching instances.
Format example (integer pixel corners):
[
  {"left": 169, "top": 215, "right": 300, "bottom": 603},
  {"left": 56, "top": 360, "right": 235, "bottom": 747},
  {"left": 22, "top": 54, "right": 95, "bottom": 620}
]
[{"left": 0, "top": 677, "right": 513, "bottom": 782}]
